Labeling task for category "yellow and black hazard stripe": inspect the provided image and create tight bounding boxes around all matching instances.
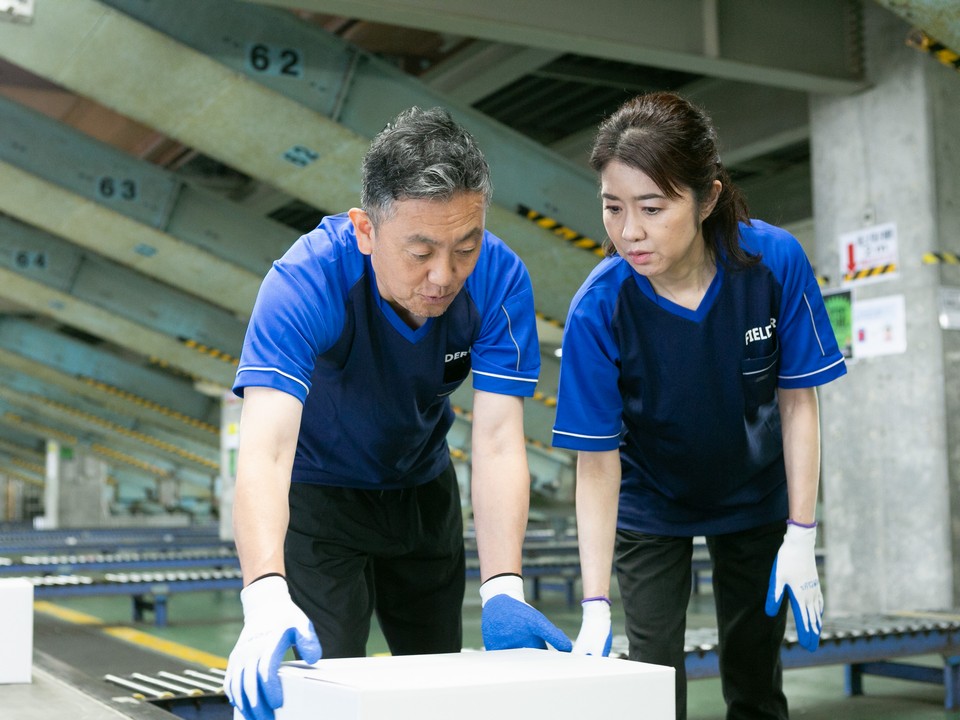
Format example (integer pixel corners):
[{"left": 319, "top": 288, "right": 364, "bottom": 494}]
[
  {"left": 537, "top": 312, "right": 565, "bottom": 330},
  {"left": 182, "top": 338, "right": 239, "bottom": 365},
  {"left": 907, "top": 29, "right": 960, "bottom": 72},
  {"left": 532, "top": 390, "right": 557, "bottom": 408},
  {"left": 843, "top": 264, "right": 897, "bottom": 283},
  {"left": 80, "top": 377, "right": 218, "bottom": 435},
  {"left": 517, "top": 204, "right": 605, "bottom": 258},
  {"left": 923, "top": 251, "right": 960, "bottom": 265}
]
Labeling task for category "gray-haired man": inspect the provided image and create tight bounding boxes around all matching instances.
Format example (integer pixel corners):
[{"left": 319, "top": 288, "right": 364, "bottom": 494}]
[{"left": 223, "top": 107, "right": 571, "bottom": 720}]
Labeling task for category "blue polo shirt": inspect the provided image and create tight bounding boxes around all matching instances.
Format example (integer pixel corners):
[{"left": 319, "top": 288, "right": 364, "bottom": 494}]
[
  {"left": 552, "top": 220, "right": 846, "bottom": 536},
  {"left": 235, "top": 213, "right": 539, "bottom": 489}
]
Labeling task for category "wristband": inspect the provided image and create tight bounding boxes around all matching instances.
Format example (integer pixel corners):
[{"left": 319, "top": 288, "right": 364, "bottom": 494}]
[
  {"left": 483, "top": 572, "right": 523, "bottom": 583},
  {"left": 247, "top": 571, "right": 285, "bottom": 587},
  {"left": 581, "top": 596, "right": 611, "bottom": 606},
  {"left": 787, "top": 519, "right": 817, "bottom": 529}
]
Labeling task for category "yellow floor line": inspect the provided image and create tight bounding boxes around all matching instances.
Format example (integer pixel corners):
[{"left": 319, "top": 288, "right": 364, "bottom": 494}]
[
  {"left": 35, "top": 600, "right": 104, "bottom": 625},
  {"left": 34, "top": 600, "right": 228, "bottom": 669},
  {"left": 103, "top": 626, "right": 228, "bottom": 670}
]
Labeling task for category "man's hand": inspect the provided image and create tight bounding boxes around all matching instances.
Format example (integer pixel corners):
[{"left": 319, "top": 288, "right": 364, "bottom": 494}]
[
  {"left": 764, "top": 522, "right": 823, "bottom": 652},
  {"left": 479, "top": 574, "right": 573, "bottom": 652},
  {"left": 572, "top": 597, "right": 612, "bottom": 656},
  {"left": 224, "top": 576, "right": 323, "bottom": 720}
]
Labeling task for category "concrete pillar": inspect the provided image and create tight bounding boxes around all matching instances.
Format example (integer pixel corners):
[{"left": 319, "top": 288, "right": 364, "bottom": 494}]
[
  {"left": 42, "top": 441, "right": 109, "bottom": 529},
  {"left": 811, "top": 3, "right": 960, "bottom": 613},
  {"left": 219, "top": 392, "right": 241, "bottom": 541}
]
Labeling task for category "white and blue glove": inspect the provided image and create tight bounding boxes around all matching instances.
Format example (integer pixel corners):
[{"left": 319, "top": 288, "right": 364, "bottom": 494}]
[
  {"left": 224, "top": 575, "right": 323, "bottom": 720},
  {"left": 764, "top": 521, "right": 823, "bottom": 652},
  {"left": 480, "top": 574, "right": 573, "bottom": 652},
  {"left": 572, "top": 597, "right": 612, "bottom": 656}
]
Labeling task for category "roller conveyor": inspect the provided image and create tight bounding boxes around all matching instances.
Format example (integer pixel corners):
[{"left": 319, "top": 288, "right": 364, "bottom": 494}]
[
  {"left": 612, "top": 611, "right": 960, "bottom": 709},
  {"left": 22, "top": 568, "right": 244, "bottom": 626},
  {"left": 0, "top": 546, "right": 239, "bottom": 575},
  {"left": 0, "top": 525, "right": 226, "bottom": 555}
]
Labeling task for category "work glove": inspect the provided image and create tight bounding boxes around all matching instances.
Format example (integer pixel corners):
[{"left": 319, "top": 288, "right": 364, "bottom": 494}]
[
  {"left": 764, "top": 521, "right": 823, "bottom": 652},
  {"left": 479, "top": 574, "right": 573, "bottom": 652},
  {"left": 572, "top": 597, "right": 612, "bottom": 656},
  {"left": 224, "top": 575, "right": 323, "bottom": 720}
]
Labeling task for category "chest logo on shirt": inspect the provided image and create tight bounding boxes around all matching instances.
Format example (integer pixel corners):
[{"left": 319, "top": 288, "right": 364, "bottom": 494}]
[
  {"left": 745, "top": 318, "right": 777, "bottom": 346},
  {"left": 443, "top": 349, "right": 472, "bottom": 384}
]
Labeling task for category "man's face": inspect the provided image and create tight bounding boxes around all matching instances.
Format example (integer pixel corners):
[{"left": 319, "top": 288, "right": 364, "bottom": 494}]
[{"left": 350, "top": 192, "right": 485, "bottom": 328}]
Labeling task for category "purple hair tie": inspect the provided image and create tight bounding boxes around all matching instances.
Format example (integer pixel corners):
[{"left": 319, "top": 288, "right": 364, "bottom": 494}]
[{"left": 787, "top": 519, "right": 818, "bottom": 529}]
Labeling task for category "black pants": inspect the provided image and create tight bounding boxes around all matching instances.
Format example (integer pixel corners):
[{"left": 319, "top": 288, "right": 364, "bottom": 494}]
[
  {"left": 615, "top": 521, "right": 788, "bottom": 720},
  {"left": 284, "top": 463, "right": 465, "bottom": 658}
]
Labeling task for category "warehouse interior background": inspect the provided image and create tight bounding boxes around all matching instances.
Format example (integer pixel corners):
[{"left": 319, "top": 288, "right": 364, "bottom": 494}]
[{"left": 1, "top": 1, "right": 960, "bottom": 716}]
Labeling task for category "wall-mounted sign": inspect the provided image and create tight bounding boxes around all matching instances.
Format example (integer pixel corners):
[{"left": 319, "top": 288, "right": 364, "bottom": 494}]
[
  {"left": 822, "top": 288, "right": 853, "bottom": 359},
  {"left": 840, "top": 222, "right": 899, "bottom": 286},
  {"left": 853, "top": 294, "right": 907, "bottom": 358},
  {"left": 939, "top": 287, "right": 960, "bottom": 330}
]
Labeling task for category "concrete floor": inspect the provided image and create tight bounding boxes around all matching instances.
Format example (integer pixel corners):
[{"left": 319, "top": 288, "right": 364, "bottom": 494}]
[{"left": 28, "top": 579, "right": 958, "bottom": 720}]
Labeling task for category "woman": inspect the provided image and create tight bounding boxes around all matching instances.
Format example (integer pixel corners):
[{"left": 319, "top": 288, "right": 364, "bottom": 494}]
[{"left": 552, "top": 92, "right": 846, "bottom": 720}]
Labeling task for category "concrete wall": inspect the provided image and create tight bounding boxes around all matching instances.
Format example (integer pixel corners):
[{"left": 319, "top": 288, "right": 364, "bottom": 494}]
[{"left": 811, "top": 2, "right": 959, "bottom": 613}]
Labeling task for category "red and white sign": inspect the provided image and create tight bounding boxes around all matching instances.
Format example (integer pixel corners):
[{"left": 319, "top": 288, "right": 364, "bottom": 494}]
[{"left": 839, "top": 222, "right": 899, "bottom": 285}]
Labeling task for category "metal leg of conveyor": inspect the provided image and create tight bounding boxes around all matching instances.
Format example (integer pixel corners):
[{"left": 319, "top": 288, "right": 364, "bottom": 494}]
[
  {"left": 844, "top": 663, "right": 863, "bottom": 698},
  {"left": 944, "top": 654, "right": 960, "bottom": 710}
]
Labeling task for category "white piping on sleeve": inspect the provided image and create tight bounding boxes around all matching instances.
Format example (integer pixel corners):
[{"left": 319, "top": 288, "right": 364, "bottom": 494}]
[
  {"left": 553, "top": 429, "right": 620, "bottom": 440},
  {"left": 500, "top": 303, "right": 522, "bottom": 371},
  {"left": 472, "top": 369, "right": 537, "bottom": 383},
  {"left": 802, "top": 291, "right": 826, "bottom": 355},
  {"left": 236, "top": 366, "right": 310, "bottom": 394},
  {"left": 779, "top": 356, "right": 845, "bottom": 381}
]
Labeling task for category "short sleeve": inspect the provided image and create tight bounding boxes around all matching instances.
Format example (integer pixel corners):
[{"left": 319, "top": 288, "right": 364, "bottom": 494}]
[
  {"left": 233, "top": 220, "right": 357, "bottom": 401},
  {"left": 760, "top": 228, "right": 846, "bottom": 388},
  {"left": 552, "top": 270, "right": 625, "bottom": 451},
  {"left": 468, "top": 234, "right": 539, "bottom": 397}
]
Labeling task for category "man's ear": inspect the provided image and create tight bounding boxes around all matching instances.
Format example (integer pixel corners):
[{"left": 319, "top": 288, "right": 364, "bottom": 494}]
[{"left": 349, "top": 208, "right": 374, "bottom": 255}]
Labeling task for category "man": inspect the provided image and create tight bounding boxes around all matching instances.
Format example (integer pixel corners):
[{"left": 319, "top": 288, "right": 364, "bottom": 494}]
[{"left": 224, "top": 107, "right": 571, "bottom": 720}]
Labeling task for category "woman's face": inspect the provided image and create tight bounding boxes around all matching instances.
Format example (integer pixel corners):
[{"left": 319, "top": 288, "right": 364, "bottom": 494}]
[{"left": 599, "top": 160, "right": 718, "bottom": 282}]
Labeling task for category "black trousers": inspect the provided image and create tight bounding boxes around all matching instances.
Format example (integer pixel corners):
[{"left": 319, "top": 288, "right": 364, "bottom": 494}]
[
  {"left": 615, "top": 521, "right": 788, "bottom": 720},
  {"left": 284, "top": 463, "right": 465, "bottom": 658}
]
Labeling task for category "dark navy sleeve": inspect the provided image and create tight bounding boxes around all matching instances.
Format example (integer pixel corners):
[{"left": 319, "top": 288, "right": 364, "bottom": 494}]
[
  {"left": 552, "top": 261, "right": 625, "bottom": 451},
  {"left": 751, "top": 223, "right": 847, "bottom": 388},
  {"left": 233, "top": 217, "right": 357, "bottom": 401},
  {"left": 467, "top": 232, "right": 540, "bottom": 397}
]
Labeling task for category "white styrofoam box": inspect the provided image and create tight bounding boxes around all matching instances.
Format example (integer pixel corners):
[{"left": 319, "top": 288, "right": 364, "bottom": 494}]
[
  {"left": 0, "top": 578, "right": 33, "bottom": 684},
  {"left": 276, "top": 648, "right": 674, "bottom": 720}
]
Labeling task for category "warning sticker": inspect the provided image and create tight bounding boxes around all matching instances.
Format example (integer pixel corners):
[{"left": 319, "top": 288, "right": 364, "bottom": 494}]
[{"left": 840, "top": 222, "right": 899, "bottom": 286}]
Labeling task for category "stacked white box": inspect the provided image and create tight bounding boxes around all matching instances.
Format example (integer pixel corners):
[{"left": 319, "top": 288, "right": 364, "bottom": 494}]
[
  {"left": 0, "top": 578, "right": 33, "bottom": 684},
  {"left": 276, "top": 648, "right": 673, "bottom": 720}
]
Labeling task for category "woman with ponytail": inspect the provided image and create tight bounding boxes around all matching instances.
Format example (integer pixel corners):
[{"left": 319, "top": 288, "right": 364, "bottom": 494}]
[{"left": 552, "top": 92, "right": 847, "bottom": 720}]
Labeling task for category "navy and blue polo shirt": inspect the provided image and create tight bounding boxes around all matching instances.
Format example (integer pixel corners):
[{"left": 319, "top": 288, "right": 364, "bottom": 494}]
[
  {"left": 235, "top": 213, "right": 539, "bottom": 489},
  {"left": 552, "top": 220, "right": 846, "bottom": 536}
]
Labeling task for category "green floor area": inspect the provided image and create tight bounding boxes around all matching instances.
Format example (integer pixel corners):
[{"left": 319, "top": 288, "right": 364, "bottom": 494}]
[{"left": 36, "top": 581, "right": 957, "bottom": 719}]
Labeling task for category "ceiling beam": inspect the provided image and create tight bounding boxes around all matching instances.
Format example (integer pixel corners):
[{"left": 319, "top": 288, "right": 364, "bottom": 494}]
[
  {"left": 0, "top": 0, "right": 602, "bottom": 324},
  {"left": 0, "top": 214, "right": 246, "bottom": 363},
  {"left": 421, "top": 41, "right": 563, "bottom": 104},
  {"left": 0, "top": 318, "right": 218, "bottom": 431},
  {"left": 241, "top": 0, "right": 866, "bottom": 93},
  {"left": 873, "top": 0, "right": 960, "bottom": 54},
  {"left": 0, "top": 265, "right": 236, "bottom": 387}
]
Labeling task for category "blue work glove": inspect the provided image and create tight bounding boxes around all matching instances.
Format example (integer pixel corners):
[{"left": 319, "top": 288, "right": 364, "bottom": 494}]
[
  {"left": 572, "top": 597, "right": 612, "bottom": 656},
  {"left": 480, "top": 574, "right": 573, "bottom": 652},
  {"left": 224, "top": 575, "right": 323, "bottom": 720},
  {"left": 765, "top": 521, "right": 823, "bottom": 652}
]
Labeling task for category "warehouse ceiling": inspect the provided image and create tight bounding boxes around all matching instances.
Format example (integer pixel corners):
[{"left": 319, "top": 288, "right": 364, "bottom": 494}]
[{"left": 0, "top": 0, "right": 947, "bottom": 510}]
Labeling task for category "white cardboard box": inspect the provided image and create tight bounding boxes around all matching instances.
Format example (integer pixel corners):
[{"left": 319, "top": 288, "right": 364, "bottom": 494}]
[
  {"left": 276, "top": 648, "right": 674, "bottom": 720},
  {"left": 0, "top": 578, "right": 33, "bottom": 684}
]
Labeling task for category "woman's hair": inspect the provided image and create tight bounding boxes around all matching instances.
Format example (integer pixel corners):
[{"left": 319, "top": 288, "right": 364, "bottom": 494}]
[
  {"left": 590, "top": 92, "right": 757, "bottom": 268},
  {"left": 361, "top": 106, "right": 492, "bottom": 227}
]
